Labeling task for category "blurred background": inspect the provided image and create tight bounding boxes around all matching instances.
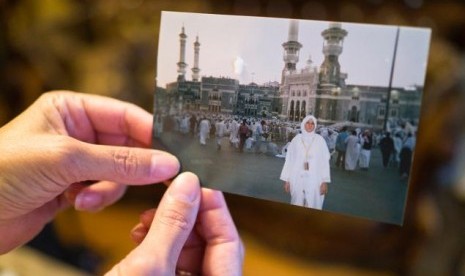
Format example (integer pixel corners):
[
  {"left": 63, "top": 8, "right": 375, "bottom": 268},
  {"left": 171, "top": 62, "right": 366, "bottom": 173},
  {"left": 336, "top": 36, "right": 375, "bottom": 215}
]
[{"left": 0, "top": 0, "right": 464, "bottom": 275}]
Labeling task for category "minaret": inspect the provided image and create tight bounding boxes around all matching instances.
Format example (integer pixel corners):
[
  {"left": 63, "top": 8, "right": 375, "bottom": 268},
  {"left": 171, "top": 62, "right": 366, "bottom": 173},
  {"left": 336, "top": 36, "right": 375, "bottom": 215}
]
[
  {"left": 191, "top": 35, "right": 201, "bottom": 82},
  {"left": 319, "top": 22, "right": 347, "bottom": 87},
  {"left": 177, "top": 26, "right": 188, "bottom": 82},
  {"left": 281, "top": 20, "right": 302, "bottom": 83}
]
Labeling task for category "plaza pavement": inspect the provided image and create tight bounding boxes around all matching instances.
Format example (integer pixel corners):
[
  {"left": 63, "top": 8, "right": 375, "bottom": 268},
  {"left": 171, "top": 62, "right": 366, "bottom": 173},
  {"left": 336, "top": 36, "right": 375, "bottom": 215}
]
[{"left": 155, "top": 131, "right": 409, "bottom": 225}]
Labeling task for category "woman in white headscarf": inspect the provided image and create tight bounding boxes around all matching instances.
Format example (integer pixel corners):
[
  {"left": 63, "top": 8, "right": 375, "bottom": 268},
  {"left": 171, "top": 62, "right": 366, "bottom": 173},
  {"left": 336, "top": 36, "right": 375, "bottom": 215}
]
[{"left": 280, "top": 115, "right": 331, "bottom": 210}]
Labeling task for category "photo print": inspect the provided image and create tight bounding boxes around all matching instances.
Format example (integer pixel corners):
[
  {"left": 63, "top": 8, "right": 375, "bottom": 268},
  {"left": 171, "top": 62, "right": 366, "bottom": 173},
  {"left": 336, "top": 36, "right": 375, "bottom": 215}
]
[{"left": 153, "top": 11, "right": 431, "bottom": 225}]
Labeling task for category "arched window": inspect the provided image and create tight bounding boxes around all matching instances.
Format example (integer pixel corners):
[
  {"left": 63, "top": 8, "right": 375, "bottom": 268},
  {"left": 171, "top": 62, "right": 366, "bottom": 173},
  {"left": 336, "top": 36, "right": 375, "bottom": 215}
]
[
  {"left": 301, "top": 101, "right": 306, "bottom": 118},
  {"left": 350, "top": 106, "right": 358, "bottom": 122},
  {"left": 295, "top": 101, "right": 300, "bottom": 121},
  {"left": 289, "top": 100, "right": 294, "bottom": 121}
]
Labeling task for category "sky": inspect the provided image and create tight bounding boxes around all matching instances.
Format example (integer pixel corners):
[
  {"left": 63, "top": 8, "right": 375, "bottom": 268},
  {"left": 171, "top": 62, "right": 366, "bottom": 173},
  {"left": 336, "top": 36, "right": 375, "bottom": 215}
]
[{"left": 156, "top": 11, "right": 431, "bottom": 89}]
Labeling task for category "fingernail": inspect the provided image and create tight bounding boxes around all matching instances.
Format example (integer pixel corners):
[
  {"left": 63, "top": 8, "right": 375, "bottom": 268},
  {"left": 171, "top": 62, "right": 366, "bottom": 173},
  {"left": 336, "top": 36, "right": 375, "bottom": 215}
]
[
  {"left": 151, "top": 153, "right": 180, "bottom": 179},
  {"left": 75, "top": 192, "right": 102, "bottom": 211},
  {"left": 169, "top": 173, "right": 199, "bottom": 203}
]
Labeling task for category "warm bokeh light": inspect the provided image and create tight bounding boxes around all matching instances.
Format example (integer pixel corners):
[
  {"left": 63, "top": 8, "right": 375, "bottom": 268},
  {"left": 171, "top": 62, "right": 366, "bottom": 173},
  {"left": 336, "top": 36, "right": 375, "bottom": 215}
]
[{"left": 1, "top": 1, "right": 464, "bottom": 275}]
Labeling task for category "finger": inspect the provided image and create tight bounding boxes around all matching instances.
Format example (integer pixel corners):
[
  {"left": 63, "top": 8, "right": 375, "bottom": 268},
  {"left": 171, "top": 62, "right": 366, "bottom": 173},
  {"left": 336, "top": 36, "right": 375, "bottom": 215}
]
[
  {"left": 130, "top": 223, "right": 149, "bottom": 245},
  {"left": 67, "top": 142, "right": 179, "bottom": 185},
  {"left": 129, "top": 208, "right": 156, "bottom": 244},
  {"left": 73, "top": 181, "right": 127, "bottom": 212},
  {"left": 140, "top": 208, "right": 156, "bottom": 226},
  {"left": 131, "top": 207, "right": 206, "bottom": 272},
  {"left": 140, "top": 172, "right": 200, "bottom": 260},
  {"left": 110, "top": 172, "right": 201, "bottom": 275},
  {"left": 64, "top": 182, "right": 87, "bottom": 204},
  {"left": 47, "top": 91, "right": 153, "bottom": 147},
  {"left": 176, "top": 225, "right": 205, "bottom": 273},
  {"left": 198, "top": 189, "right": 244, "bottom": 276}
]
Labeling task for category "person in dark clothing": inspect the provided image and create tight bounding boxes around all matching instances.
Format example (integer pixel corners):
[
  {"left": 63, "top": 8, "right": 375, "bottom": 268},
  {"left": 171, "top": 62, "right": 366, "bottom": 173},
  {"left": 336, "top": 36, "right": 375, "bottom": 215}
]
[
  {"left": 238, "top": 119, "right": 250, "bottom": 152},
  {"left": 359, "top": 129, "right": 373, "bottom": 170},
  {"left": 379, "top": 132, "right": 395, "bottom": 168},
  {"left": 189, "top": 113, "right": 197, "bottom": 136},
  {"left": 335, "top": 126, "right": 349, "bottom": 169}
]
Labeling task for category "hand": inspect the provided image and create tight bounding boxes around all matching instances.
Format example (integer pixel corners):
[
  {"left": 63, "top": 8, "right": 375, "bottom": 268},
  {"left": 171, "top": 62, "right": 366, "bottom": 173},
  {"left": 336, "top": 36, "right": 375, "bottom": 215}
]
[
  {"left": 0, "top": 91, "right": 180, "bottom": 254},
  {"left": 320, "top": 182, "right": 328, "bottom": 195},
  {"left": 107, "top": 172, "right": 244, "bottom": 275},
  {"left": 284, "top": 181, "right": 290, "bottom": 193}
]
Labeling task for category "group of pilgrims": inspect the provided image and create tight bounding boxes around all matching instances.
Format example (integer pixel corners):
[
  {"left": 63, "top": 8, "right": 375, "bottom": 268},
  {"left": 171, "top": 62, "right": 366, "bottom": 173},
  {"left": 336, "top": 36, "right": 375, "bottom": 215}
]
[
  {"left": 154, "top": 111, "right": 416, "bottom": 209},
  {"left": 334, "top": 123, "right": 416, "bottom": 179},
  {"left": 154, "top": 111, "right": 301, "bottom": 154}
]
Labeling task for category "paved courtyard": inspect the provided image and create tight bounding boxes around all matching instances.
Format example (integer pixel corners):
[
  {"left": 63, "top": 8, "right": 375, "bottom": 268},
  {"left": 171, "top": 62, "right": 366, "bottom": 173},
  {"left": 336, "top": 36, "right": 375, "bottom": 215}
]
[{"left": 155, "top": 131, "right": 409, "bottom": 225}]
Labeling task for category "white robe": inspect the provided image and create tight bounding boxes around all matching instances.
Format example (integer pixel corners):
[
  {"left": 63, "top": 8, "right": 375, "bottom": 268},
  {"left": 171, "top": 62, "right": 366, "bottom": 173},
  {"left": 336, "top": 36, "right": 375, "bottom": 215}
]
[
  {"left": 199, "top": 119, "right": 210, "bottom": 145},
  {"left": 280, "top": 133, "right": 331, "bottom": 210},
  {"left": 215, "top": 121, "right": 226, "bottom": 146},
  {"left": 393, "top": 136, "right": 403, "bottom": 163},
  {"left": 345, "top": 135, "right": 360, "bottom": 170},
  {"left": 229, "top": 121, "right": 240, "bottom": 146},
  {"left": 180, "top": 117, "right": 189, "bottom": 134},
  {"left": 359, "top": 149, "right": 371, "bottom": 168}
]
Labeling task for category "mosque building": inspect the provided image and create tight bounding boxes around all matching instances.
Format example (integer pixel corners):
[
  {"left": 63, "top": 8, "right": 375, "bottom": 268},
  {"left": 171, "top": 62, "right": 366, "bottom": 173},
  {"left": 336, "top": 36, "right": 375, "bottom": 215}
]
[
  {"left": 279, "top": 20, "right": 423, "bottom": 129},
  {"left": 163, "top": 26, "right": 279, "bottom": 117},
  {"left": 160, "top": 21, "right": 423, "bottom": 130}
]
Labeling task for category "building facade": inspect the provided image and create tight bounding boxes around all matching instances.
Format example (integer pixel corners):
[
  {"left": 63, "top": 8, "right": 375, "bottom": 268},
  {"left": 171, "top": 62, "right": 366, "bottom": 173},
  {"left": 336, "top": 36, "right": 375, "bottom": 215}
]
[
  {"left": 278, "top": 21, "right": 423, "bottom": 130},
  {"left": 158, "top": 22, "right": 423, "bottom": 130}
]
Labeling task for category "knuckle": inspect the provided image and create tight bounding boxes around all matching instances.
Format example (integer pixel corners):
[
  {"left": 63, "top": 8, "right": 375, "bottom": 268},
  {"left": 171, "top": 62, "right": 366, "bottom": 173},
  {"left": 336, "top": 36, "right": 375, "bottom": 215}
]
[
  {"left": 157, "top": 207, "right": 191, "bottom": 231},
  {"left": 49, "top": 137, "right": 82, "bottom": 182},
  {"left": 38, "top": 91, "right": 72, "bottom": 105},
  {"left": 112, "top": 148, "right": 141, "bottom": 178}
]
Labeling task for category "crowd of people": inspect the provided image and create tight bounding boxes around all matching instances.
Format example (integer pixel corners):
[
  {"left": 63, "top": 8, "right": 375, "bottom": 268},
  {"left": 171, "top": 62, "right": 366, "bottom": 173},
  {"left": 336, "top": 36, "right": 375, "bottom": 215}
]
[
  {"left": 159, "top": 112, "right": 416, "bottom": 175},
  {"left": 158, "top": 111, "right": 417, "bottom": 211},
  {"left": 334, "top": 123, "right": 417, "bottom": 179},
  {"left": 157, "top": 111, "right": 302, "bottom": 154}
]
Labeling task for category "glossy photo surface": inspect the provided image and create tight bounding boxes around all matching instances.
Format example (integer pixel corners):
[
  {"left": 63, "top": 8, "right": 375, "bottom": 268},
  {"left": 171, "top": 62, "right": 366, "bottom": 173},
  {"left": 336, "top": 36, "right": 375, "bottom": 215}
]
[{"left": 154, "top": 11, "right": 431, "bottom": 225}]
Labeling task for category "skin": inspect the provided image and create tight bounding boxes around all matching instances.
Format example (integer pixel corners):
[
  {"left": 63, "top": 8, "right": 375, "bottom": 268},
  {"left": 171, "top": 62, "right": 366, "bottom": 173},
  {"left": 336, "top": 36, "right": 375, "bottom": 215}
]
[
  {"left": 0, "top": 91, "right": 243, "bottom": 275},
  {"left": 304, "top": 120, "right": 315, "bottom": 133},
  {"left": 117, "top": 173, "right": 244, "bottom": 276}
]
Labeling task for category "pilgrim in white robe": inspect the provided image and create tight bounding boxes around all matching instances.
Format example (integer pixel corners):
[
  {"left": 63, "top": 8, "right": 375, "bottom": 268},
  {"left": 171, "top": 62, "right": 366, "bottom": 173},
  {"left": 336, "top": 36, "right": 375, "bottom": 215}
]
[
  {"left": 229, "top": 120, "right": 240, "bottom": 147},
  {"left": 358, "top": 133, "right": 372, "bottom": 169},
  {"left": 359, "top": 149, "right": 371, "bottom": 168},
  {"left": 345, "top": 134, "right": 360, "bottom": 171},
  {"left": 199, "top": 119, "right": 210, "bottom": 145},
  {"left": 180, "top": 116, "right": 189, "bottom": 134},
  {"left": 280, "top": 116, "right": 331, "bottom": 210},
  {"left": 215, "top": 120, "right": 226, "bottom": 148}
]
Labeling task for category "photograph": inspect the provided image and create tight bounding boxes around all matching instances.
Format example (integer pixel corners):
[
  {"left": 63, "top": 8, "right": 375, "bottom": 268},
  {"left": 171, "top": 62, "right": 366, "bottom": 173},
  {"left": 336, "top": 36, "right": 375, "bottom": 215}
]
[{"left": 153, "top": 11, "right": 431, "bottom": 225}]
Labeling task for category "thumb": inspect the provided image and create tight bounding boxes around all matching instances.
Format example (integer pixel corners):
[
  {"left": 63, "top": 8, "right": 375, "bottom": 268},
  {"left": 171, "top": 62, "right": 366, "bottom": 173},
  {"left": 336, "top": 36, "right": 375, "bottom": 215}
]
[
  {"left": 69, "top": 141, "right": 180, "bottom": 184},
  {"left": 107, "top": 172, "right": 200, "bottom": 275}
]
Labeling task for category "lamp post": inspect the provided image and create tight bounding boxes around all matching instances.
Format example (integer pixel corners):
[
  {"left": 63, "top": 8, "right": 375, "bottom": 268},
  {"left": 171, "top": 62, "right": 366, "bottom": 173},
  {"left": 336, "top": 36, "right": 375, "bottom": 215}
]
[{"left": 384, "top": 27, "right": 400, "bottom": 132}]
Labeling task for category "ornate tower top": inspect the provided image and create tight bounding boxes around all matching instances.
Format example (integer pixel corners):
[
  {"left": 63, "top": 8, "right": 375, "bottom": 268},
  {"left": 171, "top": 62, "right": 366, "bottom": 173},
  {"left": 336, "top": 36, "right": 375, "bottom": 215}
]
[
  {"left": 288, "top": 20, "right": 299, "bottom": 42},
  {"left": 319, "top": 22, "right": 348, "bottom": 87},
  {"left": 321, "top": 22, "right": 347, "bottom": 56},
  {"left": 192, "top": 35, "right": 201, "bottom": 82},
  {"left": 281, "top": 20, "right": 302, "bottom": 83},
  {"left": 177, "top": 26, "right": 188, "bottom": 82}
]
